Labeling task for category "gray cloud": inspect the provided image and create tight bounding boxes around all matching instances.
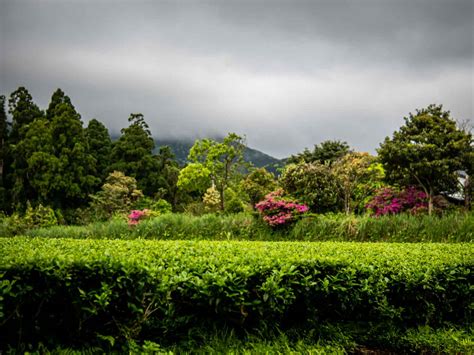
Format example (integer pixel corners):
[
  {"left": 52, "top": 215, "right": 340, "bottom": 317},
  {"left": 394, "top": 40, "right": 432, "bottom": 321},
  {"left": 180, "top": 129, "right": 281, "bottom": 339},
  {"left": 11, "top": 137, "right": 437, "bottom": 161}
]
[{"left": 1, "top": 0, "right": 472, "bottom": 158}]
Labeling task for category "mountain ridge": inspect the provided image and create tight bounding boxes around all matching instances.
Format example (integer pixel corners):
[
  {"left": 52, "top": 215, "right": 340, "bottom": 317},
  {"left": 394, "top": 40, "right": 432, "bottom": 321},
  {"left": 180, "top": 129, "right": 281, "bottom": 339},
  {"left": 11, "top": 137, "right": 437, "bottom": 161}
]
[{"left": 154, "top": 138, "right": 284, "bottom": 174}]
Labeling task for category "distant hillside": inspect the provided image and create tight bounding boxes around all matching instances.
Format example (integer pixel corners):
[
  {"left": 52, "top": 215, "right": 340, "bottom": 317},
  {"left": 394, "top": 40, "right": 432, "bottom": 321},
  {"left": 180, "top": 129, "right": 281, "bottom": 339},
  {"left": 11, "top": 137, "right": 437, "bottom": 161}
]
[{"left": 154, "top": 138, "right": 284, "bottom": 174}]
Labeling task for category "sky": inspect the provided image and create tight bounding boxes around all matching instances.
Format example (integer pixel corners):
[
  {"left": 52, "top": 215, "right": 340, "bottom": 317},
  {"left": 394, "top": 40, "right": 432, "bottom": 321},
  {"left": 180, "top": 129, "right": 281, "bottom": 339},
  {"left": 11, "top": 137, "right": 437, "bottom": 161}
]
[{"left": 1, "top": 0, "right": 473, "bottom": 158}]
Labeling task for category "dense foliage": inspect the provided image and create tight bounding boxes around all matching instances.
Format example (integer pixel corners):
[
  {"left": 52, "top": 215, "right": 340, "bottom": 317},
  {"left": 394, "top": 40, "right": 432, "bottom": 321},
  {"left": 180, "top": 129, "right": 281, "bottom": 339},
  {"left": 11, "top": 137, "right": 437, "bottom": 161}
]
[
  {"left": 378, "top": 104, "right": 473, "bottom": 214},
  {"left": 255, "top": 190, "right": 309, "bottom": 226},
  {"left": 1, "top": 238, "right": 472, "bottom": 351},
  {"left": 6, "top": 211, "right": 473, "bottom": 243}
]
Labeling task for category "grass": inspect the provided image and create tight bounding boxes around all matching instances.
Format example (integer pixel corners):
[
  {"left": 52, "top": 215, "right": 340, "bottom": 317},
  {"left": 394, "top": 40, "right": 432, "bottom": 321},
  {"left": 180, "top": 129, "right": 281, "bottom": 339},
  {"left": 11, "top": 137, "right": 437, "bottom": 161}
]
[
  {"left": 3, "top": 325, "right": 472, "bottom": 354},
  {"left": 14, "top": 210, "right": 474, "bottom": 242}
]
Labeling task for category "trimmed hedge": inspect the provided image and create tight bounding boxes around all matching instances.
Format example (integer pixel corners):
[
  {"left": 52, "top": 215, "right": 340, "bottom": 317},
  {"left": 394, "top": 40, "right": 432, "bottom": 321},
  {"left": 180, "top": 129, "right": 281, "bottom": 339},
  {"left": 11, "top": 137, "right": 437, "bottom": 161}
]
[
  {"left": 17, "top": 211, "right": 474, "bottom": 242},
  {"left": 0, "top": 238, "right": 473, "bottom": 349}
]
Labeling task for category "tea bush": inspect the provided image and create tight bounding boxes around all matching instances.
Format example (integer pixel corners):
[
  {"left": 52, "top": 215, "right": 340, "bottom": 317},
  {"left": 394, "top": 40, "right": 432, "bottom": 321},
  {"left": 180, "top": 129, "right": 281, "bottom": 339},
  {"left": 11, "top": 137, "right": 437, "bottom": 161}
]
[{"left": 1, "top": 238, "right": 472, "bottom": 350}]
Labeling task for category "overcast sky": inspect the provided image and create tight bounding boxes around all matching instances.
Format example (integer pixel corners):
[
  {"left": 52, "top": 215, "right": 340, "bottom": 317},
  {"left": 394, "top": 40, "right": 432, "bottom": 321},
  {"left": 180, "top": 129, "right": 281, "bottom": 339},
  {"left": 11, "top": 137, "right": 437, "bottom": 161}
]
[{"left": 1, "top": 0, "right": 473, "bottom": 158}]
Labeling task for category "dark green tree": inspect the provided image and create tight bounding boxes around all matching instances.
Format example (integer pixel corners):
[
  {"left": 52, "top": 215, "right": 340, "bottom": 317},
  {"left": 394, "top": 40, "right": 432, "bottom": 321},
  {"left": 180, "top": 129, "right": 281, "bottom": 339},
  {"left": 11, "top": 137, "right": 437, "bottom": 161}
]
[
  {"left": 0, "top": 95, "right": 10, "bottom": 210},
  {"left": 241, "top": 167, "right": 277, "bottom": 207},
  {"left": 288, "top": 140, "right": 350, "bottom": 165},
  {"left": 110, "top": 113, "right": 161, "bottom": 196},
  {"left": 7, "top": 87, "right": 44, "bottom": 209},
  {"left": 46, "top": 89, "right": 99, "bottom": 209},
  {"left": 85, "top": 118, "right": 112, "bottom": 182},
  {"left": 8, "top": 87, "right": 43, "bottom": 145},
  {"left": 154, "top": 146, "right": 180, "bottom": 207},
  {"left": 378, "top": 104, "right": 473, "bottom": 214},
  {"left": 46, "top": 88, "right": 74, "bottom": 121},
  {"left": 281, "top": 162, "right": 341, "bottom": 213},
  {"left": 15, "top": 118, "right": 59, "bottom": 205}
]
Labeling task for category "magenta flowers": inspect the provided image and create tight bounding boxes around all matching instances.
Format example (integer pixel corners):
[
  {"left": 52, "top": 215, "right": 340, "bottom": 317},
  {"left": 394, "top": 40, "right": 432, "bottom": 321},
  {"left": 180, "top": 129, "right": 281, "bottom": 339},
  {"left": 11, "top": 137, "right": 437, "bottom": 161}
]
[
  {"left": 127, "top": 209, "right": 149, "bottom": 226},
  {"left": 366, "top": 187, "right": 428, "bottom": 216},
  {"left": 255, "top": 190, "right": 309, "bottom": 227}
]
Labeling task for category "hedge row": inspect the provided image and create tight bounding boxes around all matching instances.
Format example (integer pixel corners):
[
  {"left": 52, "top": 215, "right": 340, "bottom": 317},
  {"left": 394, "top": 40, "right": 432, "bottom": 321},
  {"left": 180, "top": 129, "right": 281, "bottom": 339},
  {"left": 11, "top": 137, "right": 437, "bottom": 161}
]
[
  {"left": 18, "top": 211, "right": 474, "bottom": 242},
  {"left": 1, "top": 238, "right": 472, "bottom": 349}
]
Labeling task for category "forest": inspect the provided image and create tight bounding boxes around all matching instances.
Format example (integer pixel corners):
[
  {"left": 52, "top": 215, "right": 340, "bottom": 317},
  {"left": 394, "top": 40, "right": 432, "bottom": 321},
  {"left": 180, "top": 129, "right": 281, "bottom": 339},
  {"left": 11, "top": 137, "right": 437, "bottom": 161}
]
[{"left": 0, "top": 86, "right": 473, "bottom": 353}]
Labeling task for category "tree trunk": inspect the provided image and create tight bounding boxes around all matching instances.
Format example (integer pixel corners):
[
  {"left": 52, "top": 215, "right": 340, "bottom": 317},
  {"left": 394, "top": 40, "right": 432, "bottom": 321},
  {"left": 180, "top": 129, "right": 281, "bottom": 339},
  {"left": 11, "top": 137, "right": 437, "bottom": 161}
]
[{"left": 219, "top": 187, "right": 225, "bottom": 211}]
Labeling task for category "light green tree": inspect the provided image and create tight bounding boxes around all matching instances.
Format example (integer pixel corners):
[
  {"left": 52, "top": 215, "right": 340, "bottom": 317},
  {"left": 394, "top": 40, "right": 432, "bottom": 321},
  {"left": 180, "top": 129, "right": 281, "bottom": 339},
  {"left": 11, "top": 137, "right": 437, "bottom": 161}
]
[
  {"left": 90, "top": 171, "right": 143, "bottom": 218},
  {"left": 186, "top": 133, "right": 246, "bottom": 211},
  {"left": 332, "top": 152, "right": 383, "bottom": 214}
]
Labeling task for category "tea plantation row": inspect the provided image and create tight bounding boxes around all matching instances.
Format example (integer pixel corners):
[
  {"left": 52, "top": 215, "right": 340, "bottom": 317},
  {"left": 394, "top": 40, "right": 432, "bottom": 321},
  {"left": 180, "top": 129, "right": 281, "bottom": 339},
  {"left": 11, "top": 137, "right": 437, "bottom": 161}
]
[{"left": 1, "top": 238, "right": 472, "bottom": 351}]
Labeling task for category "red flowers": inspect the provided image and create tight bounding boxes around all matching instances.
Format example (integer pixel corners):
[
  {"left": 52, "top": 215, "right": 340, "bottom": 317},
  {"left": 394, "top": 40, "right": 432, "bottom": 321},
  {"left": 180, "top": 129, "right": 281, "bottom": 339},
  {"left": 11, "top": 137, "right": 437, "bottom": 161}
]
[{"left": 255, "top": 190, "right": 309, "bottom": 227}]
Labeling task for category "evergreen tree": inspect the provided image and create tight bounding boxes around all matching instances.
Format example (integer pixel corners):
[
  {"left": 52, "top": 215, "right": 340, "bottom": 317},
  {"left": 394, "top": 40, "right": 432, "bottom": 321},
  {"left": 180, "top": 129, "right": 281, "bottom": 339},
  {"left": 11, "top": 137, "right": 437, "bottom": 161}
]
[
  {"left": 154, "top": 146, "right": 180, "bottom": 206},
  {"left": 85, "top": 118, "right": 112, "bottom": 182},
  {"left": 46, "top": 89, "right": 99, "bottom": 209},
  {"left": 7, "top": 87, "right": 44, "bottom": 209},
  {"left": 15, "top": 118, "right": 59, "bottom": 205},
  {"left": 0, "top": 95, "right": 10, "bottom": 210},
  {"left": 288, "top": 140, "right": 350, "bottom": 165},
  {"left": 110, "top": 113, "right": 161, "bottom": 196}
]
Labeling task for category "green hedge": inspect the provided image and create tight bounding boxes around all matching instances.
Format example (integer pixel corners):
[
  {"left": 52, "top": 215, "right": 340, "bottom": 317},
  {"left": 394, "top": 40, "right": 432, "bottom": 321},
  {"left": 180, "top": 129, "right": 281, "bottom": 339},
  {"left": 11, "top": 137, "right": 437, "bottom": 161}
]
[
  {"left": 1, "top": 238, "right": 472, "bottom": 350},
  {"left": 16, "top": 211, "right": 474, "bottom": 242}
]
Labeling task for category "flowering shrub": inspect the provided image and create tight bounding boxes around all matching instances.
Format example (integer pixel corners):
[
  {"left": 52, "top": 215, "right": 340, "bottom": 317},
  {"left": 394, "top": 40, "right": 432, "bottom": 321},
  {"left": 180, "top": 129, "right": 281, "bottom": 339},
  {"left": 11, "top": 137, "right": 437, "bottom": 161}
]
[
  {"left": 255, "top": 190, "right": 309, "bottom": 227},
  {"left": 366, "top": 187, "right": 428, "bottom": 216},
  {"left": 128, "top": 209, "right": 150, "bottom": 226}
]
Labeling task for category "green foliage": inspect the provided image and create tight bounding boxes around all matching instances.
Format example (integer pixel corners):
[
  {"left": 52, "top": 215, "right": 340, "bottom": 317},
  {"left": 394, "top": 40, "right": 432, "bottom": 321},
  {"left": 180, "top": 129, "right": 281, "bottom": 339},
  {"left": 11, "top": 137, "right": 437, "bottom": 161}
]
[
  {"left": 223, "top": 187, "right": 247, "bottom": 214},
  {"left": 1, "top": 238, "right": 472, "bottom": 349},
  {"left": 85, "top": 118, "right": 112, "bottom": 182},
  {"left": 7, "top": 87, "right": 43, "bottom": 145},
  {"left": 109, "top": 113, "right": 161, "bottom": 196},
  {"left": 240, "top": 167, "right": 277, "bottom": 207},
  {"left": 89, "top": 171, "right": 143, "bottom": 219},
  {"left": 287, "top": 140, "right": 350, "bottom": 165},
  {"left": 132, "top": 196, "right": 172, "bottom": 215},
  {"left": 378, "top": 104, "right": 473, "bottom": 214},
  {"left": 281, "top": 162, "right": 340, "bottom": 213},
  {"left": 0, "top": 95, "right": 10, "bottom": 211},
  {"left": 7, "top": 87, "right": 45, "bottom": 209},
  {"left": 153, "top": 146, "right": 180, "bottom": 207},
  {"left": 177, "top": 163, "right": 211, "bottom": 195},
  {"left": 188, "top": 133, "right": 246, "bottom": 210},
  {"left": 332, "top": 152, "right": 383, "bottom": 214},
  {"left": 19, "top": 211, "right": 474, "bottom": 243},
  {"left": 23, "top": 202, "right": 58, "bottom": 229}
]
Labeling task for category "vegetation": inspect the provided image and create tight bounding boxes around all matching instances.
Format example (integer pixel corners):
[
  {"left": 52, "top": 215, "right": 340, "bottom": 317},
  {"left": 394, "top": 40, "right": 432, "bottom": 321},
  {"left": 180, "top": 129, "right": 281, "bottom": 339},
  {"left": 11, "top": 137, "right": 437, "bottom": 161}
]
[
  {"left": 378, "top": 104, "right": 473, "bottom": 214},
  {"left": 5, "top": 211, "right": 472, "bottom": 243},
  {"left": 1, "top": 238, "right": 472, "bottom": 352},
  {"left": 0, "top": 86, "right": 472, "bottom": 352}
]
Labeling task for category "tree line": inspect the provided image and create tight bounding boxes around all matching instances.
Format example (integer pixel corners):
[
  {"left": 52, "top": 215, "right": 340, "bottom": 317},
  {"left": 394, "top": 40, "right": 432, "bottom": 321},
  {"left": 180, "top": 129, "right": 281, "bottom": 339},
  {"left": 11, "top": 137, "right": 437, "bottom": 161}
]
[{"left": 0, "top": 87, "right": 472, "bottom": 224}]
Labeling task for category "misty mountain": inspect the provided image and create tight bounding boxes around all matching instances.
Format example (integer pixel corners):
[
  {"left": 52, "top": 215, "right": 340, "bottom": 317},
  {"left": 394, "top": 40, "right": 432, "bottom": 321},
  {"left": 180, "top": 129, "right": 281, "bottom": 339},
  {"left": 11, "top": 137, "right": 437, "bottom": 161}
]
[{"left": 154, "top": 138, "right": 284, "bottom": 174}]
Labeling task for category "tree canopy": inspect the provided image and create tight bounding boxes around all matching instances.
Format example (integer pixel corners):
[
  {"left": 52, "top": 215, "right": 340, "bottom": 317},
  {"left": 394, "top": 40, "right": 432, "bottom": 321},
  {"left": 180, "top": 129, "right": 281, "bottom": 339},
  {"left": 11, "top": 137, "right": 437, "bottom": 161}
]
[{"left": 378, "top": 104, "right": 472, "bottom": 214}]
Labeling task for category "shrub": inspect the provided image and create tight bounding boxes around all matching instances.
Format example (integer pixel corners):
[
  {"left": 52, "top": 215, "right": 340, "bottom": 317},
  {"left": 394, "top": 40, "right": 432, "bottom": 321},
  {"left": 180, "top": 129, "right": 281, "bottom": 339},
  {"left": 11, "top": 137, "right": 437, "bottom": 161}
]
[
  {"left": 281, "top": 162, "right": 340, "bottom": 213},
  {"left": 255, "top": 190, "right": 309, "bottom": 227},
  {"left": 366, "top": 187, "right": 428, "bottom": 216},
  {"left": 23, "top": 202, "right": 58, "bottom": 229},
  {"left": 1, "top": 238, "right": 472, "bottom": 349}
]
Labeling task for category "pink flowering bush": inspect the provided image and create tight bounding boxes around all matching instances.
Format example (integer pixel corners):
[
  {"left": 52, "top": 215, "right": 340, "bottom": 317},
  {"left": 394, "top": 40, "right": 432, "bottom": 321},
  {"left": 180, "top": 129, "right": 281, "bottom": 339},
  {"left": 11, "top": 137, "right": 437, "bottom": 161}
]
[
  {"left": 255, "top": 190, "right": 309, "bottom": 227},
  {"left": 127, "top": 209, "right": 150, "bottom": 226},
  {"left": 366, "top": 187, "right": 428, "bottom": 216}
]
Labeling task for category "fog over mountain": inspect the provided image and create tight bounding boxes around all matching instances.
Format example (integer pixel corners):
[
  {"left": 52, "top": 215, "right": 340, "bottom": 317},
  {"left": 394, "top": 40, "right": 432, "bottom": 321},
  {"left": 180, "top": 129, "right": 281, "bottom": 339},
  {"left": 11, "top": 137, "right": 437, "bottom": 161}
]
[{"left": 1, "top": 0, "right": 472, "bottom": 158}]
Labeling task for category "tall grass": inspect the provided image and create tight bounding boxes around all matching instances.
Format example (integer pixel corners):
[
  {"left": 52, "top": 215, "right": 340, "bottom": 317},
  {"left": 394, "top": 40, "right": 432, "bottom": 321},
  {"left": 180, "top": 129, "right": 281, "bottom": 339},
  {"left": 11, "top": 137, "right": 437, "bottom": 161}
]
[{"left": 16, "top": 211, "right": 474, "bottom": 242}]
